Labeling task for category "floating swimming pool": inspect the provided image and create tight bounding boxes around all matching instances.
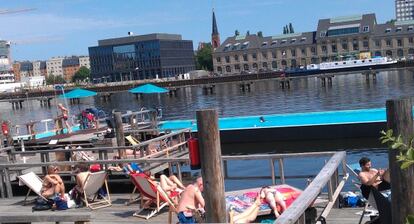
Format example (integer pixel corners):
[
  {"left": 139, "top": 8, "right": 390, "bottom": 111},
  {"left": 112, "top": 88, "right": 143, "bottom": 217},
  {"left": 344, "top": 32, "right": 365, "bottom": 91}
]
[
  {"left": 14, "top": 125, "right": 81, "bottom": 141},
  {"left": 159, "top": 107, "right": 400, "bottom": 132}
]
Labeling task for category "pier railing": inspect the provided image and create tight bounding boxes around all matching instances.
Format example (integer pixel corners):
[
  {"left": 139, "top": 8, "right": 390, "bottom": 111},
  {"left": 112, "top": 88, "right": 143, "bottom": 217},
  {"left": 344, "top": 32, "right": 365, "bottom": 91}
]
[{"left": 0, "top": 149, "right": 347, "bottom": 223}]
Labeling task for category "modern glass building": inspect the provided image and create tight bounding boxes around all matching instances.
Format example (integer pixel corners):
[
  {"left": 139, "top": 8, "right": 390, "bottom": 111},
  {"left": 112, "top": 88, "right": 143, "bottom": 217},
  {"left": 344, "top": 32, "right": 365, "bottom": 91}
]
[
  {"left": 88, "top": 33, "right": 195, "bottom": 82},
  {"left": 0, "top": 40, "right": 11, "bottom": 72},
  {"left": 396, "top": 0, "right": 414, "bottom": 21}
]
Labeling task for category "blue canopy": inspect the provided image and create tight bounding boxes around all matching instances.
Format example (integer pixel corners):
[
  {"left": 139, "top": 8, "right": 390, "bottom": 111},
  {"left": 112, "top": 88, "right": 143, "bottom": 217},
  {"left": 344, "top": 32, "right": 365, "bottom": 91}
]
[
  {"left": 128, "top": 83, "right": 169, "bottom": 94},
  {"left": 59, "top": 88, "right": 97, "bottom": 99}
]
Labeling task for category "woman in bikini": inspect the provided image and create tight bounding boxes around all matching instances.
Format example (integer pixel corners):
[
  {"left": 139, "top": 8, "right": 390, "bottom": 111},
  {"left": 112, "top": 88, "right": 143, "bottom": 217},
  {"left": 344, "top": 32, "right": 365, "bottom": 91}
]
[
  {"left": 41, "top": 165, "right": 66, "bottom": 200},
  {"left": 261, "top": 186, "right": 287, "bottom": 218}
]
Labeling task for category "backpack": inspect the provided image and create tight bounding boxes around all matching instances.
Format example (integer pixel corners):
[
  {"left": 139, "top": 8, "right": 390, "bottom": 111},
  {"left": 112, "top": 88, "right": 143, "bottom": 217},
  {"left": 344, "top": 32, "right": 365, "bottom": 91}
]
[
  {"left": 32, "top": 197, "right": 53, "bottom": 211},
  {"left": 54, "top": 196, "right": 68, "bottom": 210}
]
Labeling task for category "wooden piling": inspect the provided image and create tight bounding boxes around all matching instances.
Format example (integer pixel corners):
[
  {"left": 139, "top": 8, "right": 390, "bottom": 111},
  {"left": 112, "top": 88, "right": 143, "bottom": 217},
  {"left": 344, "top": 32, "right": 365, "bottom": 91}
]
[
  {"left": 386, "top": 98, "right": 414, "bottom": 224},
  {"left": 196, "top": 109, "right": 226, "bottom": 223},
  {"left": 114, "top": 112, "right": 126, "bottom": 158}
]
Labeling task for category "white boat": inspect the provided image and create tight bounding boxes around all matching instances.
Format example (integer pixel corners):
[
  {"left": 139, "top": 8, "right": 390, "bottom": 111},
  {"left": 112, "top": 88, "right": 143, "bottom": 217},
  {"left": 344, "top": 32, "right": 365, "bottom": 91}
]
[
  {"left": 0, "top": 73, "right": 23, "bottom": 92},
  {"left": 319, "top": 57, "right": 397, "bottom": 70}
]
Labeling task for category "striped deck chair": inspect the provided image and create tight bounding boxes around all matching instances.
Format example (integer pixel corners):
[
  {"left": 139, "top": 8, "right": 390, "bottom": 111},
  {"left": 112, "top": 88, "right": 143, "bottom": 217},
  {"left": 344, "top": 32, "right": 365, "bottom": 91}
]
[
  {"left": 18, "top": 172, "right": 47, "bottom": 204},
  {"left": 131, "top": 173, "right": 177, "bottom": 222},
  {"left": 82, "top": 171, "right": 112, "bottom": 210}
]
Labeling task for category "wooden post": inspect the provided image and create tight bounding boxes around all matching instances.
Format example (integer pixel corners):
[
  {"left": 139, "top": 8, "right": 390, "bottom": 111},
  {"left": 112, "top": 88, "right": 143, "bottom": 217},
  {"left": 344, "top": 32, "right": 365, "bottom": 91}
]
[
  {"left": 114, "top": 112, "right": 126, "bottom": 158},
  {"left": 196, "top": 109, "right": 226, "bottom": 223},
  {"left": 386, "top": 98, "right": 414, "bottom": 224}
]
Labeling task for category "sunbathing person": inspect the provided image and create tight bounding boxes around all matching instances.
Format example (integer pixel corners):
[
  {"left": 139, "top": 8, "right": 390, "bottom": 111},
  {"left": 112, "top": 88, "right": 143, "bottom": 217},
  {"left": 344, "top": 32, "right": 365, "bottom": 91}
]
[
  {"left": 261, "top": 186, "right": 287, "bottom": 218},
  {"left": 70, "top": 163, "right": 91, "bottom": 206},
  {"left": 41, "top": 165, "right": 65, "bottom": 200},
  {"left": 108, "top": 156, "right": 143, "bottom": 175},
  {"left": 177, "top": 176, "right": 205, "bottom": 223},
  {"left": 229, "top": 193, "right": 263, "bottom": 224},
  {"left": 143, "top": 170, "right": 185, "bottom": 194},
  {"left": 358, "top": 157, "right": 391, "bottom": 198}
]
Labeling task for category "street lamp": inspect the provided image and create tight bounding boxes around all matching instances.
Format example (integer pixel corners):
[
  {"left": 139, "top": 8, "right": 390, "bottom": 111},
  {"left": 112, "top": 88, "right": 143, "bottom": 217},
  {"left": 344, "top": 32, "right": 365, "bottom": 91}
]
[{"left": 135, "top": 67, "right": 139, "bottom": 80}]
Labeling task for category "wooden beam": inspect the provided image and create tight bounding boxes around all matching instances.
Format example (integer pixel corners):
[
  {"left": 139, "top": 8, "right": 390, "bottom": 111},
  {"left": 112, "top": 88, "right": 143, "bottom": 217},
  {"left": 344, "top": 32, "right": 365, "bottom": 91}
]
[
  {"left": 275, "top": 151, "right": 346, "bottom": 224},
  {"left": 386, "top": 98, "right": 414, "bottom": 224},
  {"left": 196, "top": 109, "right": 226, "bottom": 223},
  {"left": 114, "top": 112, "right": 126, "bottom": 158}
]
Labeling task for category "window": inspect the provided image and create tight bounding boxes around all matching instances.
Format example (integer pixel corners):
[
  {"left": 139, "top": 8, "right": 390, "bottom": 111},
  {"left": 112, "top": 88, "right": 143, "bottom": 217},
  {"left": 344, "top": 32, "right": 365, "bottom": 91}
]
[
  {"left": 252, "top": 63, "right": 258, "bottom": 69},
  {"left": 271, "top": 41, "right": 277, "bottom": 46},
  {"left": 320, "top": 31, "right": 326, "bottom": 37},
  {"left": 217, "top": 66, "right": 222, "bottom": 73},
  {"left": 291, "top": 49, "right": 296, "bottom": 57},
  {"left": 398, "top": 39, "right": 403, "bottom": 47},
  {"left": 311, "top": 47, "right": 316, "bottom": 55},
  {"left": 243, "top": 64, "right": 249, "bottom": 71},
  {"left": 327, "top": 27, "right": 359, "bottom": 36},
  {"left": 386, "top": 39, "right": 391, "bottom": 46},
  {"left": 301, "top": 48, "right": 306, "bottom": 56},
  {"left": 234, "top": 55, "right": 239, "bottom": 61},
  {"left": 235, "top": 64, "right": 240, "bottom": 71},
  {"left": 272, "top": 61, "right": 277, "bottom": 69},
  {"left": 282, "top": 50, "right": 287, "bottom": 57},
  {"left": 362, "top": 26, "right": 369, "bottom": 32},
  {"left": 226, "top": 65, "right": 231, "bottom": 73},
  {"left": 216, "top": 57, "right": 221, "bottom": 63},
  {"left": 272, "top": 51, "right": 277, "bottom": 58},
  {"left": 301, "top": 37, "right": 307, "bottom": 42},
  {"left": 396, "top": 27, "right": 403, "bottom": 32},
  {"left": 243, "top": 54, "right": 248, "bottom": 61},
  {"left": 225, "top": 56, "right": 230, "bottom": 63},
  {"left": 342, "top": 42, "right": 348, "bottom": 50},
  {"left": 291, "top": 39, "right": 296, "bottom": 43},
  {"left": 331, "top": 44, "right": 337, "bottom": 53},
  {"left": 252, "top": 53, "right": 257, "bottom": 60},
  {"left": 262, "top": 52, "right": 267, "bottom": 59},
  {"left": 262, "top": 62, "right": 268, "bottom": 68},
  {"left": 352, "top": 39, "right": 359, "bottom": 51},
  {"left": 408, "top": 26, "right": 414, "bottom": 31},
  {"left": 385, "top": 28, "right": 391, "bottom": 33},
  {"left": 261, "top": 42, "right": 268, "bottom": 47},
  {"left": 322, "top": 46, "right": 327, "bottom": 52},
  {"left": 375, "top": 40, "right": 380, "bottom": 47},
  {"left": 281, "top": 40, "right": 287, "bottom": 44},
  {"left": 363, "top": 41, "right": 369, "bottom": 48},
  {"left": 409, "top": 37, "right": 414, "bottom": 44}
]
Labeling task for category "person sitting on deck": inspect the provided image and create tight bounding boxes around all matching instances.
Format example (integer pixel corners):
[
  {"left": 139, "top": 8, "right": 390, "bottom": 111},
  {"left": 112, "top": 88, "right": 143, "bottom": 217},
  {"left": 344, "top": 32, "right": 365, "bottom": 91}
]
[
  {"left": 260, "top": 186, "right": 287, "bottom": 218},
  {"left": 358, "top": 157, "right": 391, "bottom": 199},
  {"left": 177, "top": 176, "right": 205, "bottom": 223},
  {"left": 41, "top": 165, "right": 66, "bottom": 200},
  {"left": 143, "top": 170, "right": 186, "bottom": 195},
  {"left": 70, "top": 163, "right": 91, "bottom": 206}
]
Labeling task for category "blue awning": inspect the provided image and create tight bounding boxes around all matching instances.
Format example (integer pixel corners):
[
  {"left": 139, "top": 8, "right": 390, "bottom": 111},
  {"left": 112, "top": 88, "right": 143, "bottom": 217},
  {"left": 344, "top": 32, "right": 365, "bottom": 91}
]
[
  {"left": 59, "top": 88, "right": 97, "bottom": 99},
  {"left": 128, "top": 84, "right": 169, "bottom": 94}
]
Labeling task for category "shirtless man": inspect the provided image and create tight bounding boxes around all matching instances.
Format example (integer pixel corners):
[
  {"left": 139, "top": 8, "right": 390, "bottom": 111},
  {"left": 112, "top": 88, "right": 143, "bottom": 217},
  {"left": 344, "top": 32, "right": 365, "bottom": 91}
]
[
  {"left": 358, "top": 157, "right": 390, "bottom": 198},
  {"left": 41, "top": 165, "right": 65, "bottom": 200},
  {"left": 58, "top": 103, "right": 71, "bottom": 133},
  {"left": 177, "top": 177, "right": 205, "bottom": 223}
]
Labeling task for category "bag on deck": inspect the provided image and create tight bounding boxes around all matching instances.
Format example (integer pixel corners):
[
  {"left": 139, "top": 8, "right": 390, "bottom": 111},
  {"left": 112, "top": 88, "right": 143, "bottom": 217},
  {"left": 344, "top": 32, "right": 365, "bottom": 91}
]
[
  {"left": 32, "top": 197, "right": 53, "bottom": 211},
  {"left": 54, "top": 196, "right": 68, "bottom": 210}
]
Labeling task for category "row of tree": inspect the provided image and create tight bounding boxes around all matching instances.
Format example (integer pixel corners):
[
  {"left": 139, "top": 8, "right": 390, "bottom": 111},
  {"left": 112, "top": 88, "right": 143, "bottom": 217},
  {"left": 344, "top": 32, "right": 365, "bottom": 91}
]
[{"left": 46, "top": 66, "right": 91, "bottom": 85}]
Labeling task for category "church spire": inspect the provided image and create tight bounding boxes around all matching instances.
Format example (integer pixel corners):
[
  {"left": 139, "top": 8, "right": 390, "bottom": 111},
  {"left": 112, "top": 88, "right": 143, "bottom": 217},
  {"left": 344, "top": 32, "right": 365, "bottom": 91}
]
[{"left": 211, "top": 8, "right": 220, "bottom": 49}]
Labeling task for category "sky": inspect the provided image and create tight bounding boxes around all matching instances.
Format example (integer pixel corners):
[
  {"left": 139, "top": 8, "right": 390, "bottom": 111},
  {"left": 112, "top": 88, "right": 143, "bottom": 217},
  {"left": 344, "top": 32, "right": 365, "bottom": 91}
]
[{"left": 1, "top": 0, "right": 395, "bottom": 61}]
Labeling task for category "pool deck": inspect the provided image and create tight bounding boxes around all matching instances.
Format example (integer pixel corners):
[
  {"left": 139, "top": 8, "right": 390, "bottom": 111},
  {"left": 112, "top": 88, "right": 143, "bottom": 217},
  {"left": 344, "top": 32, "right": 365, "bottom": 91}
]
[{"left": 0, "top": 194, "right": 369, "bottom": 223}]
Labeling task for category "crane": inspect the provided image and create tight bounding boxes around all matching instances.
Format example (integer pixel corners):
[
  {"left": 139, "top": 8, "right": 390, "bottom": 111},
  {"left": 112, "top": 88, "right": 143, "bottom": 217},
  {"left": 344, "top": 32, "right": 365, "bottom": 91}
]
[{"left": 0, "top": 8, "right": 36, "bottom": 15}]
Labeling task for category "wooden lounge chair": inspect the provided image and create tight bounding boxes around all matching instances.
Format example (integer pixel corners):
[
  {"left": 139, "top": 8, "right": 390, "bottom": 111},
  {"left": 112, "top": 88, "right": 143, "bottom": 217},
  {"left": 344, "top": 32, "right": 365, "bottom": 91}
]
[
  {"left": 81, "top": 171, "right": 112, "bottom": 210},
  {"left": 130, "top": 173, "right": 177, "bottom": 222},
  {"left": 17, "top": 172, "right": 47, "bottom": 204}
]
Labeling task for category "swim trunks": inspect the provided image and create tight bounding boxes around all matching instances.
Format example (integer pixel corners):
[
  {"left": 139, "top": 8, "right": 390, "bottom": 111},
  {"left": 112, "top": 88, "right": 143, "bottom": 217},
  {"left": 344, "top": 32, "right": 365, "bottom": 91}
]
[{"left": 177, "top": 211, "right": 195, "bottom": 224}]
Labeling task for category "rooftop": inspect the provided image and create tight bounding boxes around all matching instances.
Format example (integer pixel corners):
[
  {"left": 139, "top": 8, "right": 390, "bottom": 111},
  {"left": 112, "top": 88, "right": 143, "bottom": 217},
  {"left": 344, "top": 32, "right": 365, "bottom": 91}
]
[{"left": 98, "top": 33, "right": 183, "bottom": 46}]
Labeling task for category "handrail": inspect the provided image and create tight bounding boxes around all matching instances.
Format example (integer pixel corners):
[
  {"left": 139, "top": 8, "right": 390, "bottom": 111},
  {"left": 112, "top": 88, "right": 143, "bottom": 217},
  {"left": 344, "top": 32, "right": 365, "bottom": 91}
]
[
  {"left": 274, "top": 151, "right": 347, "bottom": 224},
  {"left": 222, "top": 151, "right": 336, "bottom": 160},
  {"left": 7, "top": 128, "right": 191, "bottom": 155}
]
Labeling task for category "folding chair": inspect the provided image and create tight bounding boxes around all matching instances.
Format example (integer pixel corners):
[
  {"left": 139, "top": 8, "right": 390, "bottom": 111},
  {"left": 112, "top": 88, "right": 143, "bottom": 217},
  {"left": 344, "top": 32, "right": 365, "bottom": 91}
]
[
  {"left": 131, "top": 173, "right": 177, "bottom": 222},
  {"left": 17, "top": 172, "right": 47, "bottom": 204},
  {"left": 82, "top": 171, "right": 112, "bottom": 210}
]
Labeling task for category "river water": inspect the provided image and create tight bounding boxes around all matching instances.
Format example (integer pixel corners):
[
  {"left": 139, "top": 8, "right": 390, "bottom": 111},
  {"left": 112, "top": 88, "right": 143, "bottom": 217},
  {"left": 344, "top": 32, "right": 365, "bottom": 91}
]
[{"left": 2, "top": 69, "right": 413, "bottom": 190}]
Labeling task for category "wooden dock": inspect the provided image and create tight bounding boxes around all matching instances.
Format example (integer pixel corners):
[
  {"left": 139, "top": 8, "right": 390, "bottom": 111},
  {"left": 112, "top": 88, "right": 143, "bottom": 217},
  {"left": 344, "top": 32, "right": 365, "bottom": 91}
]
[{"left": 0, "top": 194, "right": 370, "bottom": 223}]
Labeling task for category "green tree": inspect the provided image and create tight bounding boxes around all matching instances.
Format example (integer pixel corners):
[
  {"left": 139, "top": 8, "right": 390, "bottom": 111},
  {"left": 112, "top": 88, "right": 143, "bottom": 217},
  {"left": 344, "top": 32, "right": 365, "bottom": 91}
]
[
  {"left": 72, "top": 66, "right": 90, "bottom": 83},
  {"left": 386, "top": 19, "right": 397, "bottom": 24},
  {"left": 257, "top": 31, "right": 263, "bottom": 37},
  {"left": 235, "top": 30, "right": 240, "bottom": 36},
  {"left": 289, "top": 23, "right": 294, "bottom": 33},
  {"left": 46, "top": 74, "right": 66, "bottom": 85},
  {"left": 283, "top": 26, "right": 287, "bottom": 34},
  {"left": 196, "top": 43, "right": 213, "bottom": 71}
]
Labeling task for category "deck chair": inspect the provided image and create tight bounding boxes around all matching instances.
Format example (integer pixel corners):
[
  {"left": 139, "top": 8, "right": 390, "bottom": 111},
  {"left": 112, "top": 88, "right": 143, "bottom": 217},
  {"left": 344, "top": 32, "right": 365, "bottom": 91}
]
[
  {"left": 18, "top": 172, "right": 47, "bottom": 204},
  {"left": 131, "top": 173, "right": 177, "bottom": 222},
  {"left": 81, "top": 171, "right": 112, "bottom": 210}
]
